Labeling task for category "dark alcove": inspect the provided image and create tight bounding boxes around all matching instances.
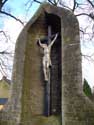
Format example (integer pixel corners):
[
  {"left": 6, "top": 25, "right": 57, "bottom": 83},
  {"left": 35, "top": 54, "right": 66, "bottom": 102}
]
[{"left": 44, "top": 13, "right": 62, "bottom": 116}]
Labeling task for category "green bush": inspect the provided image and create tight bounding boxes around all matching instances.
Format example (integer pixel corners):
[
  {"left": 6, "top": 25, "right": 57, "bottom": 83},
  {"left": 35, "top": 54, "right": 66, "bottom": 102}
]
[{"left": 83, "top": 79, "right": 92, "bottom": 98}]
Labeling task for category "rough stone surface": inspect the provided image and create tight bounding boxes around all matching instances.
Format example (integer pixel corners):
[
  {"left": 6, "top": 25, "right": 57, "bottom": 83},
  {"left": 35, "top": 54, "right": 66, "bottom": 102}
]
[
  {"left": 61, "top": 8, "right": 94, "bottom": 125},
  {"left": 0, "top": 3, "right": 94, "bottom": 125}
]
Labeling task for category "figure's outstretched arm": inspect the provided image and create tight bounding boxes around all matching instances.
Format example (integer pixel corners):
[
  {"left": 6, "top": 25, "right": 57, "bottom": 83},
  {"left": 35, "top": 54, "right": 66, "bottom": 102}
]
[
  {"left": 38, "top": 39, "right": 44, "bottom": 48},
  {"left": 49, "top": 33, "right": 58, "bottom": 47}
]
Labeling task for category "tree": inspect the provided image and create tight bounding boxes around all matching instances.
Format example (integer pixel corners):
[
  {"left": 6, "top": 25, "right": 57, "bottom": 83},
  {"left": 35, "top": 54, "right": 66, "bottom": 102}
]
[
  {"left": 0, "top": 0, "right": 23, "bottom": 24},
  {"left": 0, "top": 0, "right": 24, "bottom": 78},
  {"left": 83, "top": 79, "right": 92, "bottom": 98},
  {"left": 33, "top": 0, "right": 94, "bottom": 35}
]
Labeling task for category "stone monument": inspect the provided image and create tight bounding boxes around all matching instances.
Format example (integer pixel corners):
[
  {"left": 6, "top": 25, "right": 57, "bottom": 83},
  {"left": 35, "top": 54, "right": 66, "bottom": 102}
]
[{"left": 0, "top": 3, "right": 94, "bottom": 125}]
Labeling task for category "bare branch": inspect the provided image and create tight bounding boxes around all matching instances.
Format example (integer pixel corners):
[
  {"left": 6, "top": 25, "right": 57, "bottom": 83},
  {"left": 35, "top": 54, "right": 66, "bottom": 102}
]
[
  {"left": 0, "top": 0, "right": 3, "bottom": 10},
  {"left": 52, "top": 0, "right": 59, "bottom": 6},
  {"left": 80, "top": 29, "right": 85, "bottom": 34},
  {"left": 55, "top": 0, "right": 60, "bottom": 6},
  {"left": 0, "top": 10, "right": 24, "bottom": 25},
  {"left": 0, "top": 0, "right": 8, "bottom": 10},
  {"left": 0, "top": 51, "right": 12, "bottom": 55},
  {"left": 0, "top": 67, "right": 7, "bottom": 76},
  {"left": 46, "top": 0, "right": 59, "bottom": 6},
  {"left": 59, "top": 1, "right": 72, "bottom": 11},
  {"left": 76, "top": 13, "right": 89, "bottom": 17},
  {"left": 87, "top": 0, "right": 94, "bottom": 8},
  {"left": 2, "top": 0, "right": 8, "bottom": 7},
  {"left": 82, "top": 54, "right": 94, "bottom": 62},
  {"left": 72, "top": 0, "right": 76, "bottom": 12},
  {"left": 89, "top": 12, "right": 94, "bottom": 20},
  {"left": 0, "top": 30, "right": 8, "bottom": 42},
  {"left": 76, "top": 13, "right": 94, "bottom": 21},
  {"left": 33, "top": 0, "right": 42, "bottom": 4},
  {"left": 25, "top": 0, "right": 31, "bottom": 6},
  {"left": 0, "top": 49, "right": 14, "bottom": 77},
  {"left": 48, "top": 0, "right": 56, "bottom": 5},
  {"left": 2, "top": 0, "right": 8, "bottom": 5},
  {"left": 0, "top": 60, "right": 7, "bottom": 76}
]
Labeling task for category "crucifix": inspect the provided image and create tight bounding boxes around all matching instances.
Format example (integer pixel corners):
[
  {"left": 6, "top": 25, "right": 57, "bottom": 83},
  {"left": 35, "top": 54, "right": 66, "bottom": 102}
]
[
  {"left": 38, "top": 28, "right": 58, "bottom": 82},
  {"left": 38, "top": 25, "right": 58, "bottom": 116},
  {"left": 46, "top": 25, "right": 52, "bottom": 116}
]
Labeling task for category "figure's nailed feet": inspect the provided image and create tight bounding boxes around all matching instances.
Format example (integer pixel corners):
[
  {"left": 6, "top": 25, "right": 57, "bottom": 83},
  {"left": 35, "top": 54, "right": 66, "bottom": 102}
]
[
  {"left": 44, "top": 78, "right": 48, "bottom": 82},
  {"left": 44, "top": 80, "right": 48, "bottom": 82},
  {"left": 42, "top": 82, "right": 46, "bottom": 87}
]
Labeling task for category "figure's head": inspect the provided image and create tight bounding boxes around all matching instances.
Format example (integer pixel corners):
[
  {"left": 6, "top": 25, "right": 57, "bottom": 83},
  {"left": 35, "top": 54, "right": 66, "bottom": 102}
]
[
  {"left": 42, "top": 38, "right": 48, "bottom": 45},
  {"left": 37, "top": 40, "right": 48, "bottom": 47}
]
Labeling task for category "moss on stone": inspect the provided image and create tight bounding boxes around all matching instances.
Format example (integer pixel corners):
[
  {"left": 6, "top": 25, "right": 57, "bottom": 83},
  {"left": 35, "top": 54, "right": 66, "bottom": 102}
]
[
  {"left": 0, "top": 120, "right": 7, "bottom": 125},
  {"left": 31, "top": 115, "right": 62, "bottom": 125},
  {"left": 0, "top": 120, "right": 16, "bottom": 125}
]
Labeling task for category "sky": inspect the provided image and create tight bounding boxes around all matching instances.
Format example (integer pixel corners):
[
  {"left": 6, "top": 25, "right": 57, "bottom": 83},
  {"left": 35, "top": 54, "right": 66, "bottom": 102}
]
[{"left": 0, "top": 0, "right": 94, "bottom": 88}]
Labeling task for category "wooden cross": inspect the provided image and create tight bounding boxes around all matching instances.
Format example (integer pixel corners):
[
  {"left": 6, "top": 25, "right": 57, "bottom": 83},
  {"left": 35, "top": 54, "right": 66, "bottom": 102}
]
[{"left": 45, "top": 25, "right": 52, "bottom": 116}]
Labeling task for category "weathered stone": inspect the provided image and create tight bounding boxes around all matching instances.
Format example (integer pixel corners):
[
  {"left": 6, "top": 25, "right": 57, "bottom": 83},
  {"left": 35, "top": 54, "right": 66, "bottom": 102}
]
[{"left": 61, "top": 8, "right": 94, "bottom": 125}]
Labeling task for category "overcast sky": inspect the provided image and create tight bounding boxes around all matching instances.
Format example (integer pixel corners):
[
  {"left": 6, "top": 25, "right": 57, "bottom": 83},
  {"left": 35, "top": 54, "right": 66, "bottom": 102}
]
[{"left": 0, "top": 0, "right": 94, "bottom": 88}]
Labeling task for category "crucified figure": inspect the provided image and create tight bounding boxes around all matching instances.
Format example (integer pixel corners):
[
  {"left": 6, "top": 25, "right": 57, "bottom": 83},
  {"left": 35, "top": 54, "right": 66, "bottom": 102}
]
[{"left": 38, "top": 33, "right": 58, "bottom": 81}]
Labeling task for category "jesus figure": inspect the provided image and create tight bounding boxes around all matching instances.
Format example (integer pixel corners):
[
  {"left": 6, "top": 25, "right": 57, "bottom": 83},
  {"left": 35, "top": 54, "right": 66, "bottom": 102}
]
[{"left": 38, "top": 33, "right": 58, "bottom": 81}]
